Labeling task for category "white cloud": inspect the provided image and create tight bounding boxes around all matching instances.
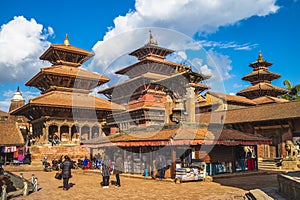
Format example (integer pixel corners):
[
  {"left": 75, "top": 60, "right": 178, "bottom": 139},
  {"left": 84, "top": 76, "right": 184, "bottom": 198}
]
[
  {"left": 103, "top": 0, "right": 279, "bottom": 40},
  {"left": 90, "top": 0, "right": 279, "bottom": 83},
  {"left": 0, "top": 101, "right": 10, "bottom": 113},
  {"left": 199, "top": 40, "right": 258, "bottom": 51},
  {"left": 0, "top": 16, "right": 53, "bottom": 84},
  {"left": 233, "top": 83, "right": 243, "bottom": 89},
  {"left": 206, "top": 49, "right": 233, "bottom": 80},
  {"left": 90, "top": 28, "right": 201, "bottom": 73},
  {"left": 200, "top": 65, "right": 212, "bottom": 76}
]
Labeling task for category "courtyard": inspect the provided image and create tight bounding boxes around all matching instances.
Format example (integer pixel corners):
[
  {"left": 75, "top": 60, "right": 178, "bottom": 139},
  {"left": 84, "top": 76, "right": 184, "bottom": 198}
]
[{"left": 3, "top": 165, "right": 285, "bottom": 200}]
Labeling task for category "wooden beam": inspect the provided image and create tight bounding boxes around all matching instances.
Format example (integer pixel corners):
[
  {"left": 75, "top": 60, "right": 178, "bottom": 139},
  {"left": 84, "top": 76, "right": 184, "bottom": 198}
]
[{"left": 254, "top": 124, "right": 290, "bottom": 130}]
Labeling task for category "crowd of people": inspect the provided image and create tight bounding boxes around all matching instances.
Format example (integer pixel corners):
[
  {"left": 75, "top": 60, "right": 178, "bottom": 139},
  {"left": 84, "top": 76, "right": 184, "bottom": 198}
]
[
  {"left": 47, "top": 153, "right": 170, "bottom": 190},
  {"left": 49, "top": 153, "right": 124, "bottom": 190}
]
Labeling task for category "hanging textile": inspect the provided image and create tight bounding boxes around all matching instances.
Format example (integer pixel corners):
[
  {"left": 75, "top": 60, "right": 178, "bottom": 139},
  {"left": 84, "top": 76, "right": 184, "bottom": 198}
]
[{"left": 3, "top": 146, "right": 17, "bottom": 153}]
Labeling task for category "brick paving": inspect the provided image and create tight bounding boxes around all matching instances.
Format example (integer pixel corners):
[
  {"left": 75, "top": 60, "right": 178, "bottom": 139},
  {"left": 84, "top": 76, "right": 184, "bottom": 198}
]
[{"left": 2, "top": 165, "right": 282, "bottom": 200}]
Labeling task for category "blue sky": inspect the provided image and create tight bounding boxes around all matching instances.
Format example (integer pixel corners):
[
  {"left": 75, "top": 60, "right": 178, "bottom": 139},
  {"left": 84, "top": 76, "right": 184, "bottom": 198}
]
[{"left": 0, "top": 0, "right": 299, "bottom": 112}]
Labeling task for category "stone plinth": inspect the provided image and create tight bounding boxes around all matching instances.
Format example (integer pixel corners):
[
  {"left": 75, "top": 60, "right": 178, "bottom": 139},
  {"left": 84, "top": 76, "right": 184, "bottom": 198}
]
[
  {"left": 281, "top": 160, "right": 299, "bottom": 170},
  {"left": 278, "top": 172, "right": 300, "bottom": 200}
]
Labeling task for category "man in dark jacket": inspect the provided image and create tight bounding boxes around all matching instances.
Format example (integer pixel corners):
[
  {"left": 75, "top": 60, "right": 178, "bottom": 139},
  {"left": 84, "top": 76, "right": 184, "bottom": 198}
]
[
  {"left": 60, "top": 155, "right": 73, "bottom": 190},
  {"left": 114, "top": 156, "right": 123, "bottom": 187},
  {"left": 101, "top": 155, "right": 111, "bottom": 188}
]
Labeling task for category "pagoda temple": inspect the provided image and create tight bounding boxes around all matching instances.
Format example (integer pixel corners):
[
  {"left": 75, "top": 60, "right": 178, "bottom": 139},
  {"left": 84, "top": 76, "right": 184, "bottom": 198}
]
[
  {"left": 99, "top": 31, "right": 210, "bottom": 132},
  {"left": 237, "top": 52, "right": 288, "bottom": 100},
  {"left": 11, "top": 35, "right": 123, "bottom": 159}
]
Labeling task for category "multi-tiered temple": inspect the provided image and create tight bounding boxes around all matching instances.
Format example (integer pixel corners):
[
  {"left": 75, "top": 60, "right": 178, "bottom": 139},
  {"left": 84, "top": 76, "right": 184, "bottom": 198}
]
[
  {"left": 12, "top": 35, "right": 123, "bottom": 150},
  {"left": 237, "top": 52, "right": 288, "bottom": 100},
  {"left": 99, "top": 32, "right": 210, "bottom": 133}
]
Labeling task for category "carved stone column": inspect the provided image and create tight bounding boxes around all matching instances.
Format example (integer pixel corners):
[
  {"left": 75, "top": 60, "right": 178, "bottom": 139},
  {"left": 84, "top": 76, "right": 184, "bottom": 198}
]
[
  {"left": 42, "top": 125, "right": 47, "bottom": 143},
  {"left": 185, "top": 86, "right": 196, "bottom": 123},
  {"left": 164, "top": 93, "right": 173, "bottom": 124},
  {"left": 44, "top": 124, "right": 49, "bottom": 142},
  {"left": 68, "top": 124, "right": 71, "bottom": 141}
]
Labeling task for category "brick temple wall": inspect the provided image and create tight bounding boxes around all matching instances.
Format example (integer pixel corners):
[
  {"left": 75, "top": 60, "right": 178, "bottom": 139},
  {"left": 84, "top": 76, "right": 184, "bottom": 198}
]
[{"left": 30, "top": 145, "right": 90, "bottom": 161}]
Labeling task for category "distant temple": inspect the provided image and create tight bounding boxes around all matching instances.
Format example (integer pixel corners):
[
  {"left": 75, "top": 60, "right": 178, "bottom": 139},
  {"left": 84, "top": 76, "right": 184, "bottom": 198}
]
[{"left": 237, "top": 52, "right": 288, "bottom": 100}]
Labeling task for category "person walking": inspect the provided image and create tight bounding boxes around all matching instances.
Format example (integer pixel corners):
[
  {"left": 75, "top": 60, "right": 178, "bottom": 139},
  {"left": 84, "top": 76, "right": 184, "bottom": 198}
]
[
  {"left": 102, "top": 155, "right": 111, "bottom": 188},
  {"left": 60, "top": 155, "right": 73, "bottom": 190},
  {"left": 158, "top": 155, "right": 166, "bottom": 179},
  {"left": 114, "top": 156, "right": 123, "bottom": 187}
]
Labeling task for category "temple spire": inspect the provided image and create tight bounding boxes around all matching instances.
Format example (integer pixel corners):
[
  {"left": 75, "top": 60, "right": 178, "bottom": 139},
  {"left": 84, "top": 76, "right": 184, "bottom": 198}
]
[
  {"left": 148, "top": 30, "right": 158, "bottom": 45},
  {"left": 258, "top": 51, "right": 263, "bottom": 62},
  {"left": 64, "top": 34, "right": 70, "bottom": 46},
  {"left": 17, "top": 86, "right": 20, "bottom": 92}
]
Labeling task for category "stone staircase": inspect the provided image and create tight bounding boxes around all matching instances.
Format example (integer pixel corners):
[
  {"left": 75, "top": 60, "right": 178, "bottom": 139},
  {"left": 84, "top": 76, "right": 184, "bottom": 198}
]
[{"left": 258, "top": 158, "right": 281, "bottom": 170}]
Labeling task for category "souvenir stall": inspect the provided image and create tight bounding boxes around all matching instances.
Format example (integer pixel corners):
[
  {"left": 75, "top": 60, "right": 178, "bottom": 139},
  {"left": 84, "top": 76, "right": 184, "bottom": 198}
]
[{"left": 0, "top": 146, "right": 17, "bottom": 165}]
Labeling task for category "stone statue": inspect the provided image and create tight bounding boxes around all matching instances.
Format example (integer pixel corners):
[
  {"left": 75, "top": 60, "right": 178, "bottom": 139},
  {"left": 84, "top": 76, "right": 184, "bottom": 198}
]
[
  {"left": 33, "top": 177, "right": 38, "bottom": 192},
  {"left": 1, "top": 185, "right": 7, "bottom": 200},
  {"left": 23, "top": 181, "right": 28, "bottom": 196},
  {"left": 285, "top": 140, "right": 298, "bottom": 158}
]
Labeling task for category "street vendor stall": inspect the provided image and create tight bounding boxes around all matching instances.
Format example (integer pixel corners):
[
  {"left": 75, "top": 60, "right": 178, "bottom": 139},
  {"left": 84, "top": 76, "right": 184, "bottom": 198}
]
[{"left": 174, "top": 160, "right": 206, "bottom": 183}]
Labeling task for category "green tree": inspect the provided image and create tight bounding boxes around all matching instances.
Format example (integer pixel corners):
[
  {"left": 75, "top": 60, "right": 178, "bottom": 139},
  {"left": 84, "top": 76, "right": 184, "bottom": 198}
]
[{"left": 281, "top": 80, "right": 300, "bottom": 100}]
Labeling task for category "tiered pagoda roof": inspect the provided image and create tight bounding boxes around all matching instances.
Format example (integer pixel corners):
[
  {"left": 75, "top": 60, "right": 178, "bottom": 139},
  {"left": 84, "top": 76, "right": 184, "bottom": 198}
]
[
  {"left": 39, "top": 34, "right": 94, "bottom": 66},
  {"left": 98, "top": 32, "right": 210, "bottom": 127},
  {"left": 128, "top": 31, "right": 174, "bottom": 61},
  {"left": 12, "top": 35, "right": 123, "bottom": 120},
  {"left": 100, "top": 32, "right": 210, "bottom": 98},
  {"left": 237, "top": 52, "right": 288, "bottom": 99},
  {"left": 26, "top": 35, "right": 109, "bottom": 93}
]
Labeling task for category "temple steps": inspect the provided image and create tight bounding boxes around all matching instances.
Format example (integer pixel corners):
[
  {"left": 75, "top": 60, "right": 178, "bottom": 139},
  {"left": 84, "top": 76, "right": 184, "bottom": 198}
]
[{"left": 258, "top": 158, "right": 281, "bottom": 170}]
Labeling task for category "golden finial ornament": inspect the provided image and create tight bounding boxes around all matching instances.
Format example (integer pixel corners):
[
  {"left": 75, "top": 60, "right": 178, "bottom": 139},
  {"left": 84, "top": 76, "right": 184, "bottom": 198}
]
[
  {"left": 149, "top": 30, "right": 155, "bottom": 44},
  {"left": 148, "top": 30, "right": 158, "bottom": 45},
  {"left": 64, "top": 34, "right": 70, "bottom": 46},
  {"left": 258, "top": 51, "right": 263, "bottom": 62}
]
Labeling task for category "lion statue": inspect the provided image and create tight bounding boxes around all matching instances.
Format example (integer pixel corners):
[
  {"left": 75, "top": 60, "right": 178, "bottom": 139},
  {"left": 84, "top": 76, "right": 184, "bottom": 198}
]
[{"left": 285, "top": 140, "right": 298, "bottom": 158}]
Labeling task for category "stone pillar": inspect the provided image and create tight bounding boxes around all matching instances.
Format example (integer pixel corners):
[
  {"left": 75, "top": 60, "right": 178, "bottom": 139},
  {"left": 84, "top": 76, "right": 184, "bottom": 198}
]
[
  {"left": 68, "top": 125, "right": 71, "bottom": 141},
  {"left": 44, "top": 125, "right": 49, "bottom": 142},
  {"left": 164, "top": 93, "right": 173, "bottom": 124},
  {"left": 171, "top": 147, "right": 176, "bottom": 179},
  {"left": 42, "top": 125, "right": 47, "bottom": 143},
  {"left": 58, "top": 125, "right": 61, "bottom": 139},
  {"left": 185, "top": 86, "right": 196, "bottom": 123}
]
